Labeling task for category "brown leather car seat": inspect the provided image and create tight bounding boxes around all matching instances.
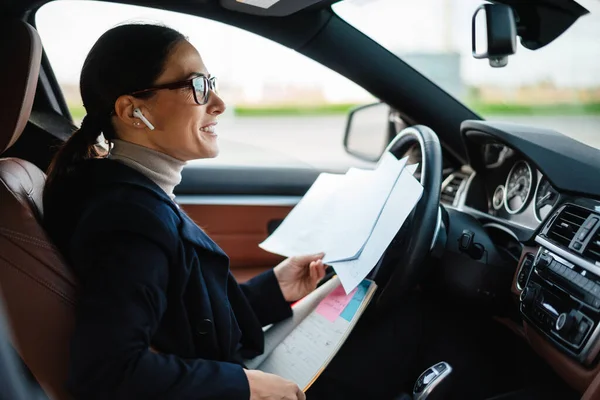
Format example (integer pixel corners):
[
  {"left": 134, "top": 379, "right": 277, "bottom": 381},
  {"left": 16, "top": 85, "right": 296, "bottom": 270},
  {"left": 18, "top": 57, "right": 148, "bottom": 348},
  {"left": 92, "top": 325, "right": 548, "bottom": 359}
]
[{"left": 0, "top": 20, "right": 77, "bottom": 400}]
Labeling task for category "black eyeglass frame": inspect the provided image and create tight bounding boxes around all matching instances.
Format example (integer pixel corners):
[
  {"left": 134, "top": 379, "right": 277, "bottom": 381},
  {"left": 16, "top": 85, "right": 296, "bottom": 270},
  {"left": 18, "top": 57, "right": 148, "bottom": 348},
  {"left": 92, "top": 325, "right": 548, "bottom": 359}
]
[{"left": 129, "top": 75, "right": 217, "bottom": 105}]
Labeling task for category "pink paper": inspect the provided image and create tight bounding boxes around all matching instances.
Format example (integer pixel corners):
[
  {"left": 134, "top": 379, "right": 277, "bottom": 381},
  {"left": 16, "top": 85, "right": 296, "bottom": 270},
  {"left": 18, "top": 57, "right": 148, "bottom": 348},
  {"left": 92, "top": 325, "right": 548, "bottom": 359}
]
[{"left": 316, "top": 284, "right": 358, "bottom": 322}]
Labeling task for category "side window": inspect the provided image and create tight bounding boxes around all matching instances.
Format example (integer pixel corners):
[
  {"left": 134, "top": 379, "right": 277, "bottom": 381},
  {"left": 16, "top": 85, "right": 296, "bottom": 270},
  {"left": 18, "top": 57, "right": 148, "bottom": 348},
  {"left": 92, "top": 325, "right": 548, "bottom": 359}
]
[{"left": 35, "top": 1, "right": 376, "bottom": 170}]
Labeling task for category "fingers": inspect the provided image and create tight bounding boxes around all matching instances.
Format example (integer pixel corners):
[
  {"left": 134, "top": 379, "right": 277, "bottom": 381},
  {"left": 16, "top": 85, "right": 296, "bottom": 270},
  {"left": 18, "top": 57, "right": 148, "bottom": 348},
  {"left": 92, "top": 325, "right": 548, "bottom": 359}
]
[
  {"left": 297, "top": 387, "right": 306, "bottom": 400},
  {"left": 309, "top": 261, "right": 317, "bottom": 283},
  {"left": 317, "top": 260, "right": 327, "bottom": 280},
  {"left": 286, "top": 380, "right": 303, "bottom": 400},
  {"left": 309, "top": 259, "right": 327, "bottom": 285},
  {"left": 297, "top": 252, "right": 325, "bottom": 263}
]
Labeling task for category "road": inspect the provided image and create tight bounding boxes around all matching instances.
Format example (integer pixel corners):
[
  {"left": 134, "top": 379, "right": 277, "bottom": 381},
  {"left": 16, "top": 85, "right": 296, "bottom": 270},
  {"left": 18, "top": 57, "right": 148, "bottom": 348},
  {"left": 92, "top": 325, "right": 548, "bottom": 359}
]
[{"left": 194, "top": 115, "right": 600, "bottom": 170}]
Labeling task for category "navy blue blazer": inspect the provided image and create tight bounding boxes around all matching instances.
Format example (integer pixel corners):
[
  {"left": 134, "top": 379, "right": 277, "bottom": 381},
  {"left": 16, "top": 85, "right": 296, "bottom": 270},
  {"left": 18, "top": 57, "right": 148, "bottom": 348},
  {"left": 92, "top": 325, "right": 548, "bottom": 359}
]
[{"left": 43, "top": 159, "right": 293, "bottom": 400}]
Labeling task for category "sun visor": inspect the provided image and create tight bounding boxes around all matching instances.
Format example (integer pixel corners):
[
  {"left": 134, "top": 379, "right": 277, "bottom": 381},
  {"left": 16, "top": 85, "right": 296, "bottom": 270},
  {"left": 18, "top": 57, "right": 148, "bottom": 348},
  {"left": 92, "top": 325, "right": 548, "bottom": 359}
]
[{"left": 220, "top": 0, "right": 325, "bottom": 16}]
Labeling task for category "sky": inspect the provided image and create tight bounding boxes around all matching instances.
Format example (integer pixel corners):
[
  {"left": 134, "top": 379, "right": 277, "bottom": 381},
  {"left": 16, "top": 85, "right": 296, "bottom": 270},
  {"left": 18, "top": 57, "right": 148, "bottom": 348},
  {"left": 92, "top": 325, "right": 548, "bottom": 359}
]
[{"left": 35, "top": 0, "right": 600, "bottom": 103}]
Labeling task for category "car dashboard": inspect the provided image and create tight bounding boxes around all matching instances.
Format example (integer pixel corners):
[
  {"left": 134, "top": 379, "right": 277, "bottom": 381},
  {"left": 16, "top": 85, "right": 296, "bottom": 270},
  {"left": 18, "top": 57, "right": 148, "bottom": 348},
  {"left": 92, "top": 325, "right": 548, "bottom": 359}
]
[
  {"left": 470, "top": 143, "right": 560, "bottom": 228},
  {"left": 435, "top": 120, "right": 600, "bottom": 395}
]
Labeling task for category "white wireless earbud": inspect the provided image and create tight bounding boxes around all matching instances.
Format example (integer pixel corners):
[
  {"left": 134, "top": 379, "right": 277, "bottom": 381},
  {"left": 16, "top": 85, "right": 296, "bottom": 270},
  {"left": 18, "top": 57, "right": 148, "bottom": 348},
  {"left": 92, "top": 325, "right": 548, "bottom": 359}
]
[{"left": 132, "top": 108, "right": 155, "bottom": 131}]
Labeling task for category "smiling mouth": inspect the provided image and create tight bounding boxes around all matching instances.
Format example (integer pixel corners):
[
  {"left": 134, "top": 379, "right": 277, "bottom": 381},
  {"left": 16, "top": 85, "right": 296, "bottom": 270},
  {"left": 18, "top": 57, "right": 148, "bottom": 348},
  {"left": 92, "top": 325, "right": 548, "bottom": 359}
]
[{"left": 199, "top": 124, "right": 216, "bottom": 134}]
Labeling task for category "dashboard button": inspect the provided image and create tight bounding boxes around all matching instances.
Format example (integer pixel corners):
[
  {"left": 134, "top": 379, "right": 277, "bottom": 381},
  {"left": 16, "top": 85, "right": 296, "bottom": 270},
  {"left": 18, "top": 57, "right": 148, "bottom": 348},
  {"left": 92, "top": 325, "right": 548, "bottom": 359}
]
[
  {"left": 594, "top": 298, "right": 600, "bottom": 309},
  {"left": 592, "top": 284, "right": 600, "bottom": 296},
  {"left": 574, "top": 242, "right": 583, "bottom": 250},
  {"left": 586, "top": 294, "right": 596, "bottom": 306},
  {"left": 573, "top": 321, "right": 589, "bottom": 346},
  {"left": 584, "top": 279, "right": 594, "bottom": 291},
  {"left": 556, "top": 312, "right": 576, "bottom": 335},
  {"left": 585, "top": 218, "right": 598, "bottom": 230},
  {"left": 579, "top": 229, "right": 591, "bottom": 241},
  {"left": 575, "top": 274, "right": 585, "bottom": 286},
  {"left": 537, "top": 255, "right": 552, "bottom": 269},
  {"left": 574, "top": 329, "right": 585, "bottom": 346},
  {"left": 435, "top": 363, "right": 447, "bottom": 373},
  {"left": 558, "top": 265, "right": 567, "bottom": 275},
  {"left": 459, "top": 231, "right": 474, "bottom": 250},
  {"left": 579, "top": 321, "right": 590, "bottom": 335}
]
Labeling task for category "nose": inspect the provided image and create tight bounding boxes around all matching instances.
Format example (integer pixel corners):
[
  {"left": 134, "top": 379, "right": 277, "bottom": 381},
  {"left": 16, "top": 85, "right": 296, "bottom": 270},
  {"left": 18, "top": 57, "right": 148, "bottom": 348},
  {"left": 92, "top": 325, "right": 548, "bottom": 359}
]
[{"left": 206, "top": 90, "right": 226, "bottom": 116}]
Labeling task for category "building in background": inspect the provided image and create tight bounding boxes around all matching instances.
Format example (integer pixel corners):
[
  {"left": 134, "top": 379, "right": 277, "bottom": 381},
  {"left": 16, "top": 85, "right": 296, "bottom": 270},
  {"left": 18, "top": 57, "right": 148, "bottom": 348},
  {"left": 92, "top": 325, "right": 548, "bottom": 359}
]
[{"left": 399, "top": 52, "right": 464, "bottom": 100}]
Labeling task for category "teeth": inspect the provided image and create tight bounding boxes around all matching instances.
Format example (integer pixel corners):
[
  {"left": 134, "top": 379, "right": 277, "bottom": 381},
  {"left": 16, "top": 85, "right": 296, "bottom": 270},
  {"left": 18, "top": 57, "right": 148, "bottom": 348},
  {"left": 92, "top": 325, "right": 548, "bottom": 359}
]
[{"left": 200, "top": 125, "right": 215, "bottom": 133}]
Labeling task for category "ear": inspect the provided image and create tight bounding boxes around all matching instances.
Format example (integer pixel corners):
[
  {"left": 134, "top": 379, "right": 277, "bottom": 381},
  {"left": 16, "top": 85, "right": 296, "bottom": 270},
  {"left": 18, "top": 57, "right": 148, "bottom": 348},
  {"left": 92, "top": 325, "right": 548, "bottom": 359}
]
[{"left": 113, "top": 95, "right": 152, "bottom": 130}]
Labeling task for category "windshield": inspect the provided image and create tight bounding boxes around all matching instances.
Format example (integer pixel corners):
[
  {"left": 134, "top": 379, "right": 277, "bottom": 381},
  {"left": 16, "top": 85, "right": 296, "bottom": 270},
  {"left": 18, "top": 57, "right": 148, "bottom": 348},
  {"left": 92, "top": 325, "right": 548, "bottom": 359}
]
[{"left": 334, "top": 0, "right": 600, "bottom": 150}]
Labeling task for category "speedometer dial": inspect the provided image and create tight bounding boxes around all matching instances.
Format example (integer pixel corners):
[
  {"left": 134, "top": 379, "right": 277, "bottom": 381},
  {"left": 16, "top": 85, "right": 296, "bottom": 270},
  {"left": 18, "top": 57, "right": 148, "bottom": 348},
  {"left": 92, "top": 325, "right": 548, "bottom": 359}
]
[
  {"left": 504, "top": 161, "right": 533, "bottom": 214},
  {"left": 492, "top": 185, "right": 505, "bottom": 210},
  {"left": 534, "top": 177, "right": 559, "bottom": 222}
]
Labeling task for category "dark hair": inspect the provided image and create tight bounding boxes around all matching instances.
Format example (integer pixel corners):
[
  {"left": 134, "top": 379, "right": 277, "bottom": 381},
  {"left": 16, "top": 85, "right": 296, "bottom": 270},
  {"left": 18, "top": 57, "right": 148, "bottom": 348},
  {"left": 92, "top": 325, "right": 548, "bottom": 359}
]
[{"left": 44, "top": 24, "right": 185, "bottom": 199}]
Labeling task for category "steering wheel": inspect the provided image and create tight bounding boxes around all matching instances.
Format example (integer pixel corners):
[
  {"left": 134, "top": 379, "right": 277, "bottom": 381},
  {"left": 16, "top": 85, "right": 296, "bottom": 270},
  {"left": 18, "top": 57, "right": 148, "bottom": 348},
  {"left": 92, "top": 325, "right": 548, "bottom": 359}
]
[{"left": 373, "top": 125, "right": 443, "bottom": 308}]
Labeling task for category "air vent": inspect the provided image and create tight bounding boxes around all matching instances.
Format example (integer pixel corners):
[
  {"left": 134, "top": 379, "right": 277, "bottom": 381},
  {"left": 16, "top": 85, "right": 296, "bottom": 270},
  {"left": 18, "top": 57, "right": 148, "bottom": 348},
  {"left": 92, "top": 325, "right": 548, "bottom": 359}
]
[
  {"left": 441, "top": 174, "right": 466, "bottom": 205},
  {"left": 584, "top": 230, "right": 600, "bottom": 265},
  {"left": 546, "top": 205, "right": 591, "bottom": 247}
]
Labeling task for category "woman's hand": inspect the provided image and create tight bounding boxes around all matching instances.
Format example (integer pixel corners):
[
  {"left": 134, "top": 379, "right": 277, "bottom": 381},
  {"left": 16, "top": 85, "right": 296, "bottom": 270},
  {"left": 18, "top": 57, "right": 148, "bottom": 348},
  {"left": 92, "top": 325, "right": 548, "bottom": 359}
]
[
  {"left": 273, "top": 253, "right": 327, "bottom": 302},
  {"left": 244, "top": 370, "right": 305, "bottom": 400}
]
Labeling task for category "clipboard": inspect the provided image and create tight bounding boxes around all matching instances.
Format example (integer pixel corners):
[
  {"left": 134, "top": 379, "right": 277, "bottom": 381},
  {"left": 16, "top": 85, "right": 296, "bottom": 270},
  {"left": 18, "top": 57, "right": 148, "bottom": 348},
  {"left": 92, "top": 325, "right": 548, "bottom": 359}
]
[{"left": 244, "top": 275, "right": 378, "bottom": 391}]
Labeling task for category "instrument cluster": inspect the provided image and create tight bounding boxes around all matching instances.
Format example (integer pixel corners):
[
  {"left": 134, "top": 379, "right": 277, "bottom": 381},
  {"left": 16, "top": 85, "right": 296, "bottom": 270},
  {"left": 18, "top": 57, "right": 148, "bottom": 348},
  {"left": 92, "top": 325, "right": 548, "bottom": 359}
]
[{"left": 482, "top": 144, "right": 561, "bottom": 227}]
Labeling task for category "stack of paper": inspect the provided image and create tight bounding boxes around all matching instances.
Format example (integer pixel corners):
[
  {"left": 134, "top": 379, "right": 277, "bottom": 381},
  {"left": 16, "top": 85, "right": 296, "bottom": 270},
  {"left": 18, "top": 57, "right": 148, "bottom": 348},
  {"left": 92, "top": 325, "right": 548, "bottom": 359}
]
[{"left": 259, "top": 152, "right": 423, "bottom": 293}]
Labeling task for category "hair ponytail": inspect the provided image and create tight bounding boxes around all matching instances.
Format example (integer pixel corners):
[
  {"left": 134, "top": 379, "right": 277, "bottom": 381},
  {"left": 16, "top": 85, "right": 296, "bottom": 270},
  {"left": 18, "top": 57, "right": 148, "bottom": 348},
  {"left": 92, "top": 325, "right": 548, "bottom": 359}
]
[{"left": 44, "top": 114, "right": 105, "bottom": 201}]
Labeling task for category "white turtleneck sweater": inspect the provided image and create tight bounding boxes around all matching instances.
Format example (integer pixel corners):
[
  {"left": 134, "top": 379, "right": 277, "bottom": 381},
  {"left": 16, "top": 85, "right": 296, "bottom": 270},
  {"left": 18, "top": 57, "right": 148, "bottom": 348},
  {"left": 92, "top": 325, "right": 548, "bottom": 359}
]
[{"left": 108, "top": 139, "right": 186, "bottom": 201}]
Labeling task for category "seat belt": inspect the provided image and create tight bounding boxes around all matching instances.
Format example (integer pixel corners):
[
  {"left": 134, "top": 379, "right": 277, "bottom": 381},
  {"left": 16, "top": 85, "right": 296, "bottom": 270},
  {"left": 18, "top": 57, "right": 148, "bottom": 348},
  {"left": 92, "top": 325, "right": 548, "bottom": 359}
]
[{"left": 28, "top": 110, "right": 76, "bottom": 142}]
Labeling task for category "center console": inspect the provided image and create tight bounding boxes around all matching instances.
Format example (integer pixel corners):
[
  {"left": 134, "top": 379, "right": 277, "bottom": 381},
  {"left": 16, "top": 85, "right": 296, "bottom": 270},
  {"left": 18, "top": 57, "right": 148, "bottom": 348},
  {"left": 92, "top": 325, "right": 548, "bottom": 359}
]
[{"left": 519, "top": 203, "right": 600, "bottom": 366}]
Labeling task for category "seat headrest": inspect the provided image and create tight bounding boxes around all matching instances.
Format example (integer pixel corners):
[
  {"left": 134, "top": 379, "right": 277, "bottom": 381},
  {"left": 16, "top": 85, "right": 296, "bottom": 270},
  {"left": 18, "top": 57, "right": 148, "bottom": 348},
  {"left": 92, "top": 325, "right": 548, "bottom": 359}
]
[{"left": 0, "top": 20, "right": 42, "bottom": 154}]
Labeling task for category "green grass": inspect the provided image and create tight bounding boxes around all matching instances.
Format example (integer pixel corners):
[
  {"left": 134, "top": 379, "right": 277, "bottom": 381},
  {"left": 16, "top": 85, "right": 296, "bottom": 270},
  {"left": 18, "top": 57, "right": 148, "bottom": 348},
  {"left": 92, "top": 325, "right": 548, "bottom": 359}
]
[
  {"left": 467, "top": 102, "right": 600, "bottom": 116},
  {"left": 69, "top": 104, "right": 86, "bottom": 121},
  {"left": 233, "top": 103, "right": 360, "bottom": 117},
  {"left": 234, "top": 102, "right": 600, "bottom": 117},
  {"left": 67, "top": 101, "right": 600, "bottom": 120}
]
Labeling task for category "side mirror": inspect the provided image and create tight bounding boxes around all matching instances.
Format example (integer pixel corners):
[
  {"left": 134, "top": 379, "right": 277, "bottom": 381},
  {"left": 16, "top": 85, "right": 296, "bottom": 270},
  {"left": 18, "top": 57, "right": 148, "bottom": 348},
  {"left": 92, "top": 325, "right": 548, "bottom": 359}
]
[
  {"left": 472, "top": 3, "right": 517, "bottom": 68},
  {"left": 343, "top": 102, "right": 405, "bottom": 162}
]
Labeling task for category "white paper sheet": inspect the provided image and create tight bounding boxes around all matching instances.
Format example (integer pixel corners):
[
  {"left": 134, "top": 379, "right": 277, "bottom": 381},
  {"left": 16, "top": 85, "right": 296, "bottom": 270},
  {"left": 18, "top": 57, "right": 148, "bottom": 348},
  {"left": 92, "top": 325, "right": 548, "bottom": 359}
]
[
  {"left": 258, "top": 173, "right": 345, "bottom": 258},
  {"left": 259, "top": 153, "right": 408, "bottom": 263},
  {"left": 322, "top": 154, "right": 408, "bottom": 262},
  {"left": 405, "top": 163, "right": 419, "bottom": 175},
  {"left": 329, "top": 168, "right": 423, "bottom": 293}
]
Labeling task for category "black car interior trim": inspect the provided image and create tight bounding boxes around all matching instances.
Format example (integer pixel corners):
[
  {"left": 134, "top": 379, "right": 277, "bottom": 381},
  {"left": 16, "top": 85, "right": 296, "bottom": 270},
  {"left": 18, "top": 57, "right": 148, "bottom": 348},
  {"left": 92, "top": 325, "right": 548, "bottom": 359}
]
[{"left": 462, "top": 120, "right": 600, "bottom": 199}]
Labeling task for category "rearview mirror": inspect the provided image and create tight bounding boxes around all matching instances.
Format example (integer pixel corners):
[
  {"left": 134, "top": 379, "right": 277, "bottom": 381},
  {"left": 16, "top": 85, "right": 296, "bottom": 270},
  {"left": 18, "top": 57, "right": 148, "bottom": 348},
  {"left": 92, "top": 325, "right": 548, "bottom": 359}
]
[
  {"left": 472, "top": 3, "right": 517, "bottom": 68},
  {"left": 343, "top": 103, "right": 405, "bottom": 162}
]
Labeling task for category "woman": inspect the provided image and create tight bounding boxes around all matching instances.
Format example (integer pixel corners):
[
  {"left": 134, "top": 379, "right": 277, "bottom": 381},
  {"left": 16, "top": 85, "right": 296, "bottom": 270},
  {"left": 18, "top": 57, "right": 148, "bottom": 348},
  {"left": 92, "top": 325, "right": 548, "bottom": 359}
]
[
  {"left": 42, "top": 22, "right": 530, "bottom": 400},
  {"left": 43, "top": 24, "right": 329, "bottom": 400}
]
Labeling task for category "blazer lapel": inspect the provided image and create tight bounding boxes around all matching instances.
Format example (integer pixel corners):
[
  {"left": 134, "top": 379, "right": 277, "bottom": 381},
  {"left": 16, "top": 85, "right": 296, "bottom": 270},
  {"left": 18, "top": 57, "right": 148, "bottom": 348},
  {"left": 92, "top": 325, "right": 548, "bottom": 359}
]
[{"left": 178, "top": 211, "right": 228, "bottom": 258}]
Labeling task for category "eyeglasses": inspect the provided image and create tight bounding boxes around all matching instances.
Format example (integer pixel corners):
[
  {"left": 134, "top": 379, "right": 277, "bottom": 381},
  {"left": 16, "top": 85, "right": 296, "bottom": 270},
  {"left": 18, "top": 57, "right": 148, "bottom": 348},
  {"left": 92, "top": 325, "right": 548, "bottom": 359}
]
[{"left": 129, "top": 75, "right": 218, "bottom": 105}]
